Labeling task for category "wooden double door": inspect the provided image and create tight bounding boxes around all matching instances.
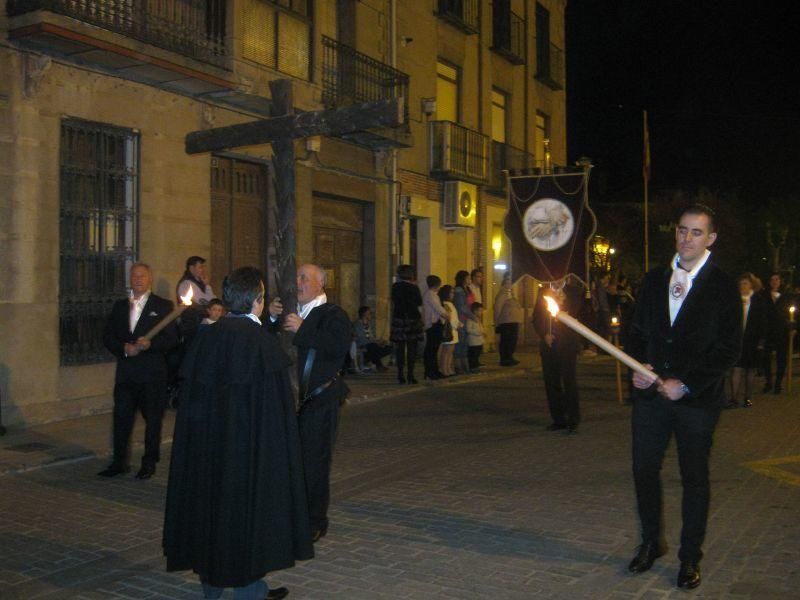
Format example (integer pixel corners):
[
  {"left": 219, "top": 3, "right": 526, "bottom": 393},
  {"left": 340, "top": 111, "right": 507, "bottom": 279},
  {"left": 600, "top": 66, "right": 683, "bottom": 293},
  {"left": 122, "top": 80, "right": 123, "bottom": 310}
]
[
  {"left": 210, "top": 157, "right": 268, "bottom": 295},
  {"left": 312, "top": 196, "right": 364, "bottom": 321}
]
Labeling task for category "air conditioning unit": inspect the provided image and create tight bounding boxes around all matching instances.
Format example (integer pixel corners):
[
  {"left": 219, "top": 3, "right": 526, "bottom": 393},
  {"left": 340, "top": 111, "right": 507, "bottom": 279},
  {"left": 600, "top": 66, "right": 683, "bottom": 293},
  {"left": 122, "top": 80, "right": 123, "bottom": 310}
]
[{"left": 442, "top": 181, "right": 477, "bottom": 227}]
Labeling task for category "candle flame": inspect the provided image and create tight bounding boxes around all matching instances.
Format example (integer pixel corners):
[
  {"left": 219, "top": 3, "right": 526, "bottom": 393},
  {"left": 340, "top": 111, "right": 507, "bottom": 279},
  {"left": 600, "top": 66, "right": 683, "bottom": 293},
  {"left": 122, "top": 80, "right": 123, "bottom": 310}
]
[
  {"left": 544, "top": 295, "right": 560, "bottom": 317},
  {"left": 791, "top": 306, "right": 796, "bottom": 314},
  {"left": 180, "top": 285, "right": 193, "bottom": 306},
  {"left": 611, "top": 316, "right": 619, "bottom": 325}
]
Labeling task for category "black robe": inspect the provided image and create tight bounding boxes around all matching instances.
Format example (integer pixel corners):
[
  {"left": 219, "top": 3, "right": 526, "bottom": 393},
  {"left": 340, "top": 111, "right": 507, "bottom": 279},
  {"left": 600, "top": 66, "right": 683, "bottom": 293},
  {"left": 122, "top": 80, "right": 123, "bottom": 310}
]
[{"left": 163, "top": 316, "right": 314, "bottom": 588}]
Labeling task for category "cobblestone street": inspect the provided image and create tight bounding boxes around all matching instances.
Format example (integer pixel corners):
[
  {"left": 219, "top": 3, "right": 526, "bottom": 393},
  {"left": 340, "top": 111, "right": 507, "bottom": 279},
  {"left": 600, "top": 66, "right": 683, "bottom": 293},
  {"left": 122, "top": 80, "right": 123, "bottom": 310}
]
[{"left": 1, "top": 357, "right": 799, "bottom": 599}]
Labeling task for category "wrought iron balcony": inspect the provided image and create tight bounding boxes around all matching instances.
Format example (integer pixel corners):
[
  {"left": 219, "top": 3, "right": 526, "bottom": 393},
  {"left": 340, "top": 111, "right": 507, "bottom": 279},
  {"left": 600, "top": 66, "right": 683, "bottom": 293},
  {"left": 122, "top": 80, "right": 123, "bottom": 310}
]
[
  {"left": 535, "top": 40, "right": 565, "bottom": 90},
  {"left": 7, "top": 0, "right": 228, "bottom": 67},
  {"left": 430, "top": 121, "right": 489, "bottom": 184},
  {"left": 321, "top": 36, "right": 412, "bottom": 149},
  {"left": 488, "top": 141, "right": 537, "bottom": 191},
  {"left": 491, "top": 3, "right": 525, "bottom": 65},
  {"left": 435, "top": 0, "right": 479, "bottom": 34}
]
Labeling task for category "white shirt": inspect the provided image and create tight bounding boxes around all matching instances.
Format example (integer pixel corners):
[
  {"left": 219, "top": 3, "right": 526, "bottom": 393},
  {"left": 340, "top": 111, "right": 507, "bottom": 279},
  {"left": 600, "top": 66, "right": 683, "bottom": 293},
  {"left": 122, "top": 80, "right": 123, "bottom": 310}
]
[
  {"left": 298, "top": 293, "right": 327, "bottom": 320},
  {"left": 668, "top": 250, "right": 711, "bottom": 325},
  {"left": 129, "top": 291, "right": 151, "bottom": 333},
  {"left": 741, "top": 291, "right": 753, "bottom": 327},
  {"left": 469, "top": 283, "right": 483, "bottom": 304},
  {"left": 177, "top": 279, "right": 215, "bottom": 305}
]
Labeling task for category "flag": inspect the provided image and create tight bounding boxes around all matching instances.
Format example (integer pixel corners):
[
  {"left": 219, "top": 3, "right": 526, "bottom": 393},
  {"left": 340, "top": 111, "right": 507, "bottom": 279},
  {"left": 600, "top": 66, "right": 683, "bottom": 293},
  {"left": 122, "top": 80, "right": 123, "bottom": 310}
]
[
  {"left": 643, "top": 110, "right": 651, "bottom": 182},
  {"left": 503, "top": 168, "right": 595, "bottom": 284}
]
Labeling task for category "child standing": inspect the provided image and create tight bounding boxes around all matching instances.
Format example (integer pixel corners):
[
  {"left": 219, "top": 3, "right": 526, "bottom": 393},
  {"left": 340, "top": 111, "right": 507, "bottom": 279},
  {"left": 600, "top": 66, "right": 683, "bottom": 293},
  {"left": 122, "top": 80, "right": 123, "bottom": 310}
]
[
  {"left": 466, "top": 302, "right": 485, "bottom": 373},
  {"left": 437, "top": 285, "right": 461, "bottom": 377},
  {"left": 201, "top": 299, "right": 226, "bottom": 325}
]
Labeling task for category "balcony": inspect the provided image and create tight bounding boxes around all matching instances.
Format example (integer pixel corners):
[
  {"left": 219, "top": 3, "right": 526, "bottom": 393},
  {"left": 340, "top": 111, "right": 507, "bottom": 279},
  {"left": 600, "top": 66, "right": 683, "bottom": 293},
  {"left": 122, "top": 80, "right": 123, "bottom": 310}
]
[
  {"left": 491, "top": 3, "right": 525, "bottom": 65},
  {"left": 488, "top": 141, "right": 537, "bottom": 192},
  {"left": 7, "top": 0, "right": 234, "bottom": 96},
  {"left": 430, "top": 120, "right": 489, "bottom": 184},
  {"left": 534, "top": 40, "right": 565, "bottom": 90},
  {"left": 321, "top": 36, "right": 412, "bottom": 149},
  {"left": 435, "top": 0, "right": 479, "bottom": 34}
]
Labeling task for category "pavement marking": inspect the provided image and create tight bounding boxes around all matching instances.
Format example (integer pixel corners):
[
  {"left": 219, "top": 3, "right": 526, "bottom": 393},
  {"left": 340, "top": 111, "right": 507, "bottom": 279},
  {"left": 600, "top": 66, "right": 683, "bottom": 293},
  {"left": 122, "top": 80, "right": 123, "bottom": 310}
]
[{"left": 744, "top": 455, "right": 800, "bottom": 486}]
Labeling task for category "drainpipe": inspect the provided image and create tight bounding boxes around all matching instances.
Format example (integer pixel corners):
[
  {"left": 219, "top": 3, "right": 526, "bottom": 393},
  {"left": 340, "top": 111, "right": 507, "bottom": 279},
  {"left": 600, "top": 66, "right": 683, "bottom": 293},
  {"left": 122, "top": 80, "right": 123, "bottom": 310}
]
[{"left": 389, "top": 0, "right": 399, "bottom": 279}]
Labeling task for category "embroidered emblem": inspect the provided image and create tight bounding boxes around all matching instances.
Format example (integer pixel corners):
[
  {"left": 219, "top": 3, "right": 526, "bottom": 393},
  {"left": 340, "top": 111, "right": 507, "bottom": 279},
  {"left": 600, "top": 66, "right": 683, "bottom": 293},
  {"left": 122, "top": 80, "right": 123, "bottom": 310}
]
[
  {"left": 148, "top": 311, "right": 158, "bottom": 316},
  {"left": 670, "top": 283, "right": 685, "bottom": 299}
]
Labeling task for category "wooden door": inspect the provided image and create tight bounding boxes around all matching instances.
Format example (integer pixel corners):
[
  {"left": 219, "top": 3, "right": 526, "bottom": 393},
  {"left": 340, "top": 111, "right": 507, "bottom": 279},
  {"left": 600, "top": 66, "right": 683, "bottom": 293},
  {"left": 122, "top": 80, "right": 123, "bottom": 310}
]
[
  {"left": 312, "top": 196, "right": 363, "bottom": 320},
  {"left": 210, "top": 157, "right": 268, "bottom": 296}
]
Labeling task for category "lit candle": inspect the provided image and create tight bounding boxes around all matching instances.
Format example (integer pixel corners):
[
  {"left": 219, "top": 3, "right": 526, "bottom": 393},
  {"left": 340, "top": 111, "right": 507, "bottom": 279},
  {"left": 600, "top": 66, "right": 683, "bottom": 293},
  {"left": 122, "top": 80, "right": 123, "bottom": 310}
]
[
  {"left": 790, "top": 306, "right": 796, "bottom": 323},
  {"left": 142, "top": 286, "right": 193, "bottom": 341},
  {"left": 544, "top": 296, "right": 661, "bottom": 385}
]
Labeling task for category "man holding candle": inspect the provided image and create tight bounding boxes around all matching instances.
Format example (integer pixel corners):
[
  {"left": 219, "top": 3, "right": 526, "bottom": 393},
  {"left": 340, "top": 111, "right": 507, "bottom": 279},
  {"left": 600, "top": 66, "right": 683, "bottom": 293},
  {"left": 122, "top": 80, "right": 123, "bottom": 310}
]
[
  {"left": 99, "top": 262, "right": 178, "bottom": 480},
  {"left": 626, "top": 204, "right": 741, "bottom": 589}
]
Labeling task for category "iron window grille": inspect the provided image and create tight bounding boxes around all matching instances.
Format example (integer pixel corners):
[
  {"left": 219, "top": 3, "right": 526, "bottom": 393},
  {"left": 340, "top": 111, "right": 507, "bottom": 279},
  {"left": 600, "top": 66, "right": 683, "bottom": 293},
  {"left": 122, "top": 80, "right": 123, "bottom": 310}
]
[
  {"left": 491, "top": 1, "right": 525, "bottom": 65},
  {"left": 430, "top": 120, "right": 489, "bottom": 183},
  {"left": 59, "top": 119, "right": 139, "bottom": 366},
  {"left": 435, "top": 0, "right": 479, "bottom": 34}
]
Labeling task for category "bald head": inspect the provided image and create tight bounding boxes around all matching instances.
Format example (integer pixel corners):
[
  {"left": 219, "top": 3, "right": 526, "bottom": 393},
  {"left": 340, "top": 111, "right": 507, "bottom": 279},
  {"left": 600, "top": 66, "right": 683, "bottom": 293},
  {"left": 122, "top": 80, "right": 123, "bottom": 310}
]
[{"left": 297, "top": 264, "right": 326, "bottom": 304}]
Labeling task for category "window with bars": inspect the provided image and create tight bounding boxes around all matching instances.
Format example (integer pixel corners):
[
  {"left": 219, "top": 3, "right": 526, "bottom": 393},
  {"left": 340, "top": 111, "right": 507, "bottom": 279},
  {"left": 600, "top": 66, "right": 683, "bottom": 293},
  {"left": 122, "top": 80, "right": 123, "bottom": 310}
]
[
  {"left": 59, "top": 119, "right": 139, "bottom": 366},
  {"left": 242, "top": 0, "right": 310, "bottom": 79}
]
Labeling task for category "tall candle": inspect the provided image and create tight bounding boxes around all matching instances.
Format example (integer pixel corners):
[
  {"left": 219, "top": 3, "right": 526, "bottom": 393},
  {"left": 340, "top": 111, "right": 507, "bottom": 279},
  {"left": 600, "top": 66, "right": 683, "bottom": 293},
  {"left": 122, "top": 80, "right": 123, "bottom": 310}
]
[
  {"left": 142, "top": 286, "right": 193, "bottom": 341},
  {"left": 544, "top": 296, "right": 661, "bottom": 385}
]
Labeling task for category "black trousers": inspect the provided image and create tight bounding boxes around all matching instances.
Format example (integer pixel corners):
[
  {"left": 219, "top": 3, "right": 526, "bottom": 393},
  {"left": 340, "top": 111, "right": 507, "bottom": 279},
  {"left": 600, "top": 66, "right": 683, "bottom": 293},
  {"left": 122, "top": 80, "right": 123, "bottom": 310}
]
[
  {"left": 298, "top": 390, "right": 341, "bottom": 531},
  {"left": 632, "top": 396, "right": 721, "bottom": 562},
  {"left": 763, "top": 334, "right": 788, "bottom": 388},
  {"left": 363, "top": 342, "right": 392, "bottom": 367},
  {"left": 539, "top": 342, "right": 580, "bottom": 427},
  {"left": 496, "top": 323, "right": 519, "bottom": 364},
  {"left": 112, "top": 379, "right": 166, "bottom": 468},
  {"left": 468, "top": 345, "right": 483, "bottom": 369},
  {"left": 424, "top": 323, "right": 443, "bottom": 377}
]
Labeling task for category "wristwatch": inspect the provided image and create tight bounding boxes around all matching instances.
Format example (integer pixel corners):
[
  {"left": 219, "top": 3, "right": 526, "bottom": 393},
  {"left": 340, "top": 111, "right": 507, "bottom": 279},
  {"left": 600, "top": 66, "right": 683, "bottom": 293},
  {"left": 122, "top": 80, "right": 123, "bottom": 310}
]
[{"left": 680, "top": 383, "right": 690, "bottom": 397}]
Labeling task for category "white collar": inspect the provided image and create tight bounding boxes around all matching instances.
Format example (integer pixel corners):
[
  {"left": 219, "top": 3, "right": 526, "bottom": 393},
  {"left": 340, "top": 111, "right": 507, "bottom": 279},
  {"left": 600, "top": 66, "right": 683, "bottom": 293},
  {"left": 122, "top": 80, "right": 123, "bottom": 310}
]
[
  {"left": 298, "top": 293, "right": 327, "bottom": 319},
  {"left": 671, "top": 250, "right": 711, "bottom": 280},
  {"left": 244, "top": 313, "right": 262, "bottom": 325},
  {"left": 130, "top": 290, "right": 151, "bottom": 305}
]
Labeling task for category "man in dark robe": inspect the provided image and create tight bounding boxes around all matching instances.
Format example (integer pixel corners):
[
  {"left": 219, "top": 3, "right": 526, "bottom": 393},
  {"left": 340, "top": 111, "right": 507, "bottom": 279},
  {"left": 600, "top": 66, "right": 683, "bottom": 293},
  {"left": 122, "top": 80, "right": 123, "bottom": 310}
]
[
  {"left": 268, "top": 263, "right": 351, "bottom": 543},
  {"left": 163, "top": 267, "right": 313, "bottom": 600}
]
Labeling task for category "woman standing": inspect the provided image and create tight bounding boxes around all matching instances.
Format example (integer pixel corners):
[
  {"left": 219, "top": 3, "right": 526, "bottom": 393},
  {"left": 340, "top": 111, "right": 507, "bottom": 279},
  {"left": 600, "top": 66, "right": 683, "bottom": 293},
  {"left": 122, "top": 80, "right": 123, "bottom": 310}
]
[
  {"left": 438, "top": 285, "right": 461, "bottom": 376},
  {"left": 453, "top": 270, "right": 473, "bottom": 374},
  {"left": 494, "top": 272, "right": 523, "bottom": 366},
  {"left": 390, "top": 264, "right": 424, "bottom": 384}
]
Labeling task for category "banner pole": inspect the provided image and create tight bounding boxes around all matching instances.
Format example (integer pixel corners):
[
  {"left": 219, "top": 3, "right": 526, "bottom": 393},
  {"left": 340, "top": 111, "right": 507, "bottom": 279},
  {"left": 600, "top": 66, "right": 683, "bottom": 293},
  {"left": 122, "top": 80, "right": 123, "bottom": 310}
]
[{"left": 643, "top": 110, "right": 650, "bottom": 272}]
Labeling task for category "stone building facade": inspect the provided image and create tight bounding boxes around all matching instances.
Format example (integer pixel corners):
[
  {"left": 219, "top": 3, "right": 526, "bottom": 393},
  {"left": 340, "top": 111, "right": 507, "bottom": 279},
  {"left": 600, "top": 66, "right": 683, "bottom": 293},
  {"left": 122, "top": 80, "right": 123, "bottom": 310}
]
[{"left": 0, "top": 0, "right": 566, "bottom": 427}]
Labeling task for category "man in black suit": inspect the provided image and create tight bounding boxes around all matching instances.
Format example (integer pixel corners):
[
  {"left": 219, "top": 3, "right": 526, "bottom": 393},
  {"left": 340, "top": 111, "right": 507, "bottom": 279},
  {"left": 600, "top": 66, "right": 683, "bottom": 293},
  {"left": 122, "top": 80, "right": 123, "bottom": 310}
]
[
  {"left": 762, "top": 272, "right": 793, "bottom": 394},
  {"left": 626, "top": 204, "right": 741, "bottom": 589},
  {"left": 99, "top": 262, "right": 178, "bottom": 479},
  {"left": 269, "top": 264, "right": 351, "bottom": 542}
]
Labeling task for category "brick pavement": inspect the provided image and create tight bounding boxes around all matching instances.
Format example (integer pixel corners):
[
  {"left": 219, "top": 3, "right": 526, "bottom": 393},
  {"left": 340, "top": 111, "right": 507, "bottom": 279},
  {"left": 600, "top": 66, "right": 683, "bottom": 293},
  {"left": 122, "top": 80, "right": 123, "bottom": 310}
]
[{"left": 1, "top": 354, "right": 799, "bottom": 599}]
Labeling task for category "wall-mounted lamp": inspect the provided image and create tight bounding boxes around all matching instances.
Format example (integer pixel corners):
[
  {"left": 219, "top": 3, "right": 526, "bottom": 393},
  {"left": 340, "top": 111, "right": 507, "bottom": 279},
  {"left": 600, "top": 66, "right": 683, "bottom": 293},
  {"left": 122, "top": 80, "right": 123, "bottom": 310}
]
[{"left": 421, "top": 98, "right": 436, "bottom": 116}]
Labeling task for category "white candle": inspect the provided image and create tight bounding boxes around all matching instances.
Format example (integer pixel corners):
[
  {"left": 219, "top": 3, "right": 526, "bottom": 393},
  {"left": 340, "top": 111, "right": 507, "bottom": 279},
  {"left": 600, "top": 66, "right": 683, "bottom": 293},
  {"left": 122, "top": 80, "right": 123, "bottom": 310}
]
[
  {"left": 544, "top": 296, "right": 661, "bottom": 385},
  {"left": 142, "top": 287, "right": 193, "bottom": 341}
]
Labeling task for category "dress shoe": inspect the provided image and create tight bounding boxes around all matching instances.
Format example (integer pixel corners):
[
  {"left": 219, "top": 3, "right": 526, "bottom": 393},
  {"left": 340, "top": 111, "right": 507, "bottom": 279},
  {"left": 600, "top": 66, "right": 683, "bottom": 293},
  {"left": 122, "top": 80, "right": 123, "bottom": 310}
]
[
  {"left": 677, "top": 560, "right": 701, "bottom": 589},
  {"left": 311, "top": 523, "right": 328, "bottom": 543},
  {"left": 628, "top": 542, "right": 667, "bottom": 573},
  {"left": 266, "top": 587, "right": 289, "bottom": 599},
  {"left": 98, "top": 464, "right": 130, "bottom": 478},
  {"left": 135, "top": 465, "right": 156, "bottom": 480},
  {"left": 545, "top": 423, "right": 567, "bottom": 431},
  {"left": 743, "top": 398, "right": 752, "bottom": 407},
  {"left": 724, "top": 400, "right": 738, "bottom": 409}
]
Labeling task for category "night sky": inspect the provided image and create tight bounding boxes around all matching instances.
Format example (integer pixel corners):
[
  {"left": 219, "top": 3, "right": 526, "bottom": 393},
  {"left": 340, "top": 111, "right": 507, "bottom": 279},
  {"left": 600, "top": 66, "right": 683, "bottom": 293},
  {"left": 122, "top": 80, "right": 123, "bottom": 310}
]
[{"left": 566, "top": 0, "right": 800, "bottom": 201}]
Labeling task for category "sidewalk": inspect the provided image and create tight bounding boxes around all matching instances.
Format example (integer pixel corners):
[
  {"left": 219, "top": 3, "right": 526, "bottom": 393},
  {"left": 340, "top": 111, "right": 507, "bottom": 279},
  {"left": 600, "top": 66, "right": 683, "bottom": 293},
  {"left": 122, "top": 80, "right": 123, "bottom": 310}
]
[{"left": 0, "top": 348, "right": 570, "bottom": 476}]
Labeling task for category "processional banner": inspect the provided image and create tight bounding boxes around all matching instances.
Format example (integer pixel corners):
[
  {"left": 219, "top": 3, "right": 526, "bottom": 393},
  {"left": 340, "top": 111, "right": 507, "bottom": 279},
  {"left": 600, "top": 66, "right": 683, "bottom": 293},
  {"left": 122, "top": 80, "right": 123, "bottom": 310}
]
[{"left": 503, "top": 168, "right": 596, "bottom": 284}]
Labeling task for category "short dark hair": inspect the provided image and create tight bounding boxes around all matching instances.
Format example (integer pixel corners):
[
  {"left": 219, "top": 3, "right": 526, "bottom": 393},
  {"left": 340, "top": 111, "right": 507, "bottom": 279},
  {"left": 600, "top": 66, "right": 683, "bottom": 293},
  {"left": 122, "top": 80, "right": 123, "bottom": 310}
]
[
  {"left": 222, "top": 267, "right": 264, "bottom": 314},
  {"left": 396, "top": 264, "right": 415, "bottom": 281},
  {"left": 426, "top": 274, "right": 442, "bottom": 289},
  {"left": 680, "top": 203, "right": 717, "bottom": 233},
  {"left": 358, "top": 305, "right": 371, "bottom": 318},
  {"left": 470, "top": 268, "right": 483, "bottom": 278},
  {"left": 471, "top": 302, "right": 483, "bottom": 313},
  {"left": 455, "top": 270, "right": 469, "bottom": 288},
  {"left": 438, "top": 284, "right": 453, "bottom": 303},
  {"left": 186, "top": 255, "right": 206, "bottom": 269}
]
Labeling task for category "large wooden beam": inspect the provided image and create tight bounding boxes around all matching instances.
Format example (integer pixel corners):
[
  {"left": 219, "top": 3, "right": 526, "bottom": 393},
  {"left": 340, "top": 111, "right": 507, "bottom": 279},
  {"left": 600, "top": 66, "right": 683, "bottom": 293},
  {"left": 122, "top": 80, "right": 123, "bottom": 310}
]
[{"left": 186, "top": 97, "right": 404, "bottom": 154}]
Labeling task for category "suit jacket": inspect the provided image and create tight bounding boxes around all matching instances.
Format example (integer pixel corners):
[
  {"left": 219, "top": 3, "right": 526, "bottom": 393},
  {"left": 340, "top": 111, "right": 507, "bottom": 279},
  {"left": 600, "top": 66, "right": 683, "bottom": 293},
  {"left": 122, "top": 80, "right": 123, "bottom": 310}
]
[
  {"left": 103, "top": 293, "right": 179, "bottom": 384},
  {"left": 762, "top": 288, "right": 795, "bottom": 343},
  {"left": 628, "top": 260, "right": 741, "bottom": 407},
  {"left": 739, "top": 293, "right": 767, "bottom": 366},
  {"left": 531, "top": 284, "right": 582, "bottom": 356}
]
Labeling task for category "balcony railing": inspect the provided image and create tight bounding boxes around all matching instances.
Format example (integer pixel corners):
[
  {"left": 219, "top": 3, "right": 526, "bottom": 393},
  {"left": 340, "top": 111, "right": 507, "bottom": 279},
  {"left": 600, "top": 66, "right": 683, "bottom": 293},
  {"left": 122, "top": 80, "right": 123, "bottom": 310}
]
[
  {"left": 535, "top": 40, "right": 565, "bottom": 90},
  {"left": 321, "top": 35, "right": 410, "bottom": 126},
  {"left": 489, "top": 141, "right": 537, "bottom": 190},
  {"left": 492, "top": 4, "right": 525, "bottom": 65},
  {"left": 430, "top": 121, "right": 489, "bottom": 183},
  {"left": 7, "top": 0, "right": 228, "bottom": 67},
  {"left": 435, "top": 0, "right": 479, "bottom": 34}
]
